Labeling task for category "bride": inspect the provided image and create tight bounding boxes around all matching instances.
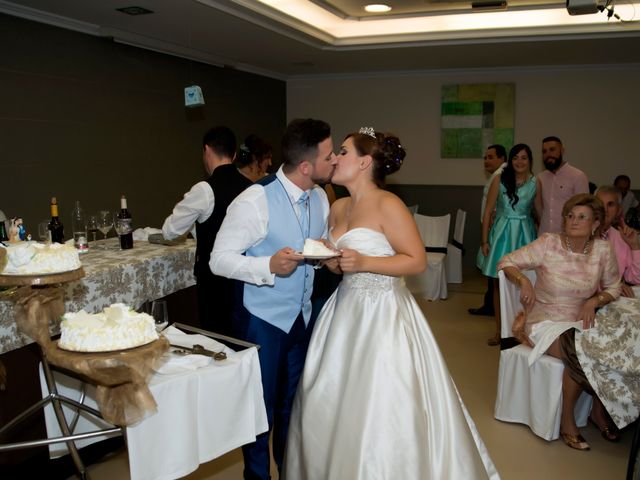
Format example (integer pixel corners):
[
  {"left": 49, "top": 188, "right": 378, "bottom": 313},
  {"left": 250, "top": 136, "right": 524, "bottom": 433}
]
[{"left": 284, "top": 127, "right": 499, "bottom": 479}]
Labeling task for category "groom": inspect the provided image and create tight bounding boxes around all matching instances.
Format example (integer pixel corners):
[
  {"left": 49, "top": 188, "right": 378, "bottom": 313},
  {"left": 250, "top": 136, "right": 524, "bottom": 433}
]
[{"left": 210, "top": 118, "right": 336, "bottom": 479}]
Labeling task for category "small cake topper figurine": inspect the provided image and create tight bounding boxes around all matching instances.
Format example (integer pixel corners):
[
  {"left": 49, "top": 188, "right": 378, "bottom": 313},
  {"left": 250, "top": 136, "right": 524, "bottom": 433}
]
[{"left": 17, "top": 218, "right": 26, "bottom": 241}]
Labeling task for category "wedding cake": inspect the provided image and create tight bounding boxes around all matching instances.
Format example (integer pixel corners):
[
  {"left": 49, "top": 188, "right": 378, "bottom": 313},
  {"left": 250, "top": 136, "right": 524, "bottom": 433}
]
[
  {"left": 59, "top": 303, "right": 159, "bottom": 352},
  {"left": 0, "top": 242, "right": 81, "bottom": 275},
  {"left": 302, "top": 238, "right": 337, "bottom": 257}
]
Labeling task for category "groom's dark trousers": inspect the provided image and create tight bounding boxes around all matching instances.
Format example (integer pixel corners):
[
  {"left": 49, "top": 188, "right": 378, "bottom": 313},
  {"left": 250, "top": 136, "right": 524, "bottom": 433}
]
[{"left": 234, "top": 303, "right": 315, "bottom": 480}]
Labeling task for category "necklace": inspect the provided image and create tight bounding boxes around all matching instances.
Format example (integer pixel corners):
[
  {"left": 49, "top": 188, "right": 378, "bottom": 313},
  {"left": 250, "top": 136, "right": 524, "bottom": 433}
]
[{"left": 564, "top": 234, "right": 590, "bottom": 254}]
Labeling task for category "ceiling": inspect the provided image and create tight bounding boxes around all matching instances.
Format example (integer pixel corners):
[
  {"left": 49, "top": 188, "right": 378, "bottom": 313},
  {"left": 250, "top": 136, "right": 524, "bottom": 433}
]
[{"left": 1, "top": 0, "right": 639, "bottom": 79}]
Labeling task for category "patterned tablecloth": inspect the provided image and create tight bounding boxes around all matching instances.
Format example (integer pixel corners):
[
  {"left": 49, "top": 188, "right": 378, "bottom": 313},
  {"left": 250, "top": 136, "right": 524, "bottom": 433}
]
[
  {"left": 577, "top": 296, "right": 640, "bottom": 429},
  {"left": 0, "top": 238, "right": 196, "bottom": 354}
]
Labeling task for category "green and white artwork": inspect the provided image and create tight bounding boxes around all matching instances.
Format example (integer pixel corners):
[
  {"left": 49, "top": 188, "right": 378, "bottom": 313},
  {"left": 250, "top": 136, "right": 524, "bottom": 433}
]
[{"left": 441, "top": 83, "right": 515, "bottom": 158}]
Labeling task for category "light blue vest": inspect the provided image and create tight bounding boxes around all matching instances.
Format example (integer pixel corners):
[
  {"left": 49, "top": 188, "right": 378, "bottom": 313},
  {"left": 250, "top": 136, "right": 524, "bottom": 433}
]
[{"left": 243, "top": 176, "right": 325, "bottom": 333}]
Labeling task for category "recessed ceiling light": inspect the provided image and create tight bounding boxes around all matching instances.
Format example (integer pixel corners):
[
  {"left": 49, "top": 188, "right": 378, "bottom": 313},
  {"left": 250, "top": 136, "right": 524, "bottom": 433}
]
[
  {"left": 364, "top": 4, "right": 392, "bottom": 13},
  {"left": 116, "top": 6, "right": 154, "bottom": 16}
]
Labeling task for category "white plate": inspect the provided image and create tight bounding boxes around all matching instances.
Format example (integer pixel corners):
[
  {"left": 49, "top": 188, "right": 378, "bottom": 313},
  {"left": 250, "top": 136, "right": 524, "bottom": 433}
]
[{"left": 302, "top": 253, "right": 340, "bottom": 260}]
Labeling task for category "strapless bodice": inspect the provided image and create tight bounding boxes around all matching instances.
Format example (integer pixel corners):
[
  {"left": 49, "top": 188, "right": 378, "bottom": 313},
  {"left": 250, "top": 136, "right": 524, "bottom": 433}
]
[{"left": 330, "top": 227, "right": 403, "bottom": 293}]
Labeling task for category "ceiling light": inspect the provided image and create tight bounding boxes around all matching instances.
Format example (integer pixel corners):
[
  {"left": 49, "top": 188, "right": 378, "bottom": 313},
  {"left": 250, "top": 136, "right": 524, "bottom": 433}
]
[
  {"left": 116, "top": 6, "right": 154, "bottom": 16},
  {"left": 364, "top": 4, "right": 392, "bottom": 13}
]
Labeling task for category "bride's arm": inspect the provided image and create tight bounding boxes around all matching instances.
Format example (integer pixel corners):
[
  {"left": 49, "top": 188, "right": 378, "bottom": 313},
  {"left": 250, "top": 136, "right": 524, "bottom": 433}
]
[{"left": 339, "top": 194, "right": 426, "bottom": 276}]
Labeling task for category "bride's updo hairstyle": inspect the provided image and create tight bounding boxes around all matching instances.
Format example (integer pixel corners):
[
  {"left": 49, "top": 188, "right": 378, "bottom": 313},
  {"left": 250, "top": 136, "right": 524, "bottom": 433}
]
[{"left": 348, "top": 128, "right": 406, "bottom": 187}]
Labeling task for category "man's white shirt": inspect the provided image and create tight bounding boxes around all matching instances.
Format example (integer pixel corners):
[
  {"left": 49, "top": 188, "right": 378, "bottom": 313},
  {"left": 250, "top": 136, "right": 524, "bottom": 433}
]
[
  {"left": 210, "top": 166, "right": 330, "bottom": 287},
  {"left": 161, "top": 181, "right": 215, "bottom": 240},
  {"left": 480, "top": 163, "right": 506, "bottom": 221}
]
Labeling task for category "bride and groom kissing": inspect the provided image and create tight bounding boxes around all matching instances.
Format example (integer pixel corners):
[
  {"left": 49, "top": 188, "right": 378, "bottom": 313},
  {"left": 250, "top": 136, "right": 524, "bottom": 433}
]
[{"left": 210, "top": 118, "right": 499, "bottom": 479}]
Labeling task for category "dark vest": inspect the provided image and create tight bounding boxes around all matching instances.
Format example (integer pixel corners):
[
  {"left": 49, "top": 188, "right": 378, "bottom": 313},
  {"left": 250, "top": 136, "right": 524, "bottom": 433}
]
[{"left": 194, "top": 164, "right": 252, "bottom": 278}]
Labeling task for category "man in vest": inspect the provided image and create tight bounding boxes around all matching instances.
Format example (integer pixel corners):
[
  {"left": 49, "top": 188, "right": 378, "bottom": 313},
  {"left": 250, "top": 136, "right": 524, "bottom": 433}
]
[
  {"left": 211, "top": 118, "right": 336, "bottom": 479},
  {"left": 162, "top": 126, "right": 252, "bottom": 335}
]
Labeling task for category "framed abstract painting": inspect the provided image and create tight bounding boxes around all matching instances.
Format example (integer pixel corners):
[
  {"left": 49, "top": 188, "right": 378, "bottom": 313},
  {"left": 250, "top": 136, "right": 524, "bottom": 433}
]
[{"left": 441, "top": 83, "right": 515, "bottom": 158}]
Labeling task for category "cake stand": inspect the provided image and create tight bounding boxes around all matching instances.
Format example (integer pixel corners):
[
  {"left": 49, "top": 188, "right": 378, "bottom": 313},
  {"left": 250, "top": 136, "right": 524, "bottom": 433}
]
[{"left": 0, "top": 268, "right": 122, "bottom": 480}]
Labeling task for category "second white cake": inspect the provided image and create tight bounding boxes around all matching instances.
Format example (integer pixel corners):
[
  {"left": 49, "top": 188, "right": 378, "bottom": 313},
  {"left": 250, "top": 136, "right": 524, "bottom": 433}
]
[{"left": 59, "top": 303, "right": 159, "bottom": 352}]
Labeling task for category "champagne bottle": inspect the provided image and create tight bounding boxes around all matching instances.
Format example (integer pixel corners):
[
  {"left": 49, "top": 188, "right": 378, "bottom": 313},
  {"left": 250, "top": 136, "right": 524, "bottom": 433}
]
[
  {"left": 116, "top": 195, "right": 133, "bottom": 250},
  {"left": 48, "top": 197, "right": 64, "bottom": 244}
]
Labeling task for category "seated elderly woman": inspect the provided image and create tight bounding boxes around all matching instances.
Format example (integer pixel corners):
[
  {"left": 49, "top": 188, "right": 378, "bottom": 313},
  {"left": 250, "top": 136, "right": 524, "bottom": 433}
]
[{"left": 497, "top": 193, "right": 623, "bottom": 451}]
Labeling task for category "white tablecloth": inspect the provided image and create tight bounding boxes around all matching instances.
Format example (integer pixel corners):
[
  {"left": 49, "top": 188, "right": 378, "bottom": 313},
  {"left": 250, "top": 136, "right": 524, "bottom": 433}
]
[{"left": 39, "top": 333, "right": 267, "bottom": 480}]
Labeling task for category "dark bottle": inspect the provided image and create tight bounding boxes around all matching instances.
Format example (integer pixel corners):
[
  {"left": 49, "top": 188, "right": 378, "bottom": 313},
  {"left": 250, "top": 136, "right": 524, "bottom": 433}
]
[
  {"left": 0, "top": 219, "right": 8, "bottom": 242},
  {"left": 48, "top": 197, "right": 65, "bottom": 243},
  {"left": 116, "top": 195, "right": 133, "bottom": 250}
]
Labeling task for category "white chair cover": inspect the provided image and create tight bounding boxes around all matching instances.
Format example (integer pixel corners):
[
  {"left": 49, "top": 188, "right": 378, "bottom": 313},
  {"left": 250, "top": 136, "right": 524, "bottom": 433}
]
[
  {"left": 407, "top": 204, "right": 419, "bottom": 214},
  {"left": 494, "top": 270, "right": 592, "bottom": 441},
  {"left": 446, "top": 209, "right": 467, "bottom": 284},
  {"left": 406, "top": 213, "right": 450, "bottom": 301}
]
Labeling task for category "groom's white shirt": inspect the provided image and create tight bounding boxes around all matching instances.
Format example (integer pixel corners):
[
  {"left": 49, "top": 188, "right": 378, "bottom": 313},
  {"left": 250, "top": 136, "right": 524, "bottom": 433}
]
[{"left": 210, "top": 165, "right": 330, "bottom": 286}]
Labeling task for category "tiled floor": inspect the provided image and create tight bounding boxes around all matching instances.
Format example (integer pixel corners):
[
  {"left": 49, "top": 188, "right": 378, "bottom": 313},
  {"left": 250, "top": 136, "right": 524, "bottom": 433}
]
[{"left": 81, "top": 267, "right": 634, "bottom": 479}]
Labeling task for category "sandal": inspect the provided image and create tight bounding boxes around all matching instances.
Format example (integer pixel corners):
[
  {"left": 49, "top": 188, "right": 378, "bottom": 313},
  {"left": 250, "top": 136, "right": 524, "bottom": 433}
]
[
  {"left": 560, "top": 432, "right": 590, "bottom": 451},
  {"left": 588, "top": 416, "right": 620, "bottom": 442}
]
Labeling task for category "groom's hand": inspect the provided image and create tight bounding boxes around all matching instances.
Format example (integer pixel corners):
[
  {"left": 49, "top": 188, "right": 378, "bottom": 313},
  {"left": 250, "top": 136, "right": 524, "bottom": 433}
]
[{"left": 270, "top": 247, "right": 304, "bottom": 275}]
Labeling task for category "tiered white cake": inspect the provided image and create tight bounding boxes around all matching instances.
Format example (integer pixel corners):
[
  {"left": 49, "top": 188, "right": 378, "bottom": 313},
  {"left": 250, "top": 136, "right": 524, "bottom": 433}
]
[
  {"left": 302, "top": 238, "right": 337, "bottom": 257},
  {"left": 59, "top": 303, "right": 159, "bottom": 352},
  {"left": 0, "top": 242, "right": 81, "bottom": 275}
]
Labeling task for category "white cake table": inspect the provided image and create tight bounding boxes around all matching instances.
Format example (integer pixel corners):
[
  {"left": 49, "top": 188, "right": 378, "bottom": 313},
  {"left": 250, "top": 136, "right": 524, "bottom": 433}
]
[{"left": 40, "top": 335, "right": 267, "bottom": 480}]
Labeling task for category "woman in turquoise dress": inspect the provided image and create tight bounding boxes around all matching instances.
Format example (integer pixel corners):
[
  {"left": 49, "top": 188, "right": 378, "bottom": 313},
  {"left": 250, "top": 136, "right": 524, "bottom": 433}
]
[{"left": 478, "top": 143, "right": 537, "bottom": 345}]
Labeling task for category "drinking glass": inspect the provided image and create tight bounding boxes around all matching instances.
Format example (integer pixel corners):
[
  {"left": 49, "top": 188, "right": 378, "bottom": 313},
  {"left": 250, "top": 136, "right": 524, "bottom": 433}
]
[
  {"left": 87, "top": 214, "right": 99, "bottom": 243},
  {"left": 38, "top": 221, "right": 52, "bottom": 243},
  {"left": 97, "top": 211, "right": 113, "bottom": 248},
  {"left": 151, "top": 300, "right": 169, "bottom": 332}
]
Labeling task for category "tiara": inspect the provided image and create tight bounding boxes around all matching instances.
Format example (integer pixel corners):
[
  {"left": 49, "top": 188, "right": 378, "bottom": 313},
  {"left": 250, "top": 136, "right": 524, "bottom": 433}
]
[{"left": 358, "top": 126, "right": 376, "bottom": 139}]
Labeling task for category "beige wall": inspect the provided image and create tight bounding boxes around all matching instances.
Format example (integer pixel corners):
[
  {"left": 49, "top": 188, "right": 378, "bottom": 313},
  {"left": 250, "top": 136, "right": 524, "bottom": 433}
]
[{"left": 287, "top": 65, "right": 640, "bottom": 187}]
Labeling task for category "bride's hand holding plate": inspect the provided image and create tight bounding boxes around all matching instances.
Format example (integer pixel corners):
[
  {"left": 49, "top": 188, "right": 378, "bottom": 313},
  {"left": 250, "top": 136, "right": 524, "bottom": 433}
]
[
  {"left": 320, "top": 255, "right": 342, "bottom": 274},
  {"left": 337, "top": 248, "right": 362, "bottom": 273}
]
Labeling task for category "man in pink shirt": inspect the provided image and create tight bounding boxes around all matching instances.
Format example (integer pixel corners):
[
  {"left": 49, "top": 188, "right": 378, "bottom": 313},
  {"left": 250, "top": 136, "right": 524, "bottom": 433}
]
[
  {"left": 535, "top": 136, "right": 589, "bottom": 234},
  {"left": 596, "top": 185, "right": 640, "bottom": 297}
]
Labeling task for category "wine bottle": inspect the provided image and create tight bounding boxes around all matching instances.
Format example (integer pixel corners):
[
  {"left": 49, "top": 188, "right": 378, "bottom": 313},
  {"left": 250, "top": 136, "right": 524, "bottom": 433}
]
[
  {"left": 116, "top": 195, "right": 133, "bottom": 250},
  {"left": 48, "top": 197, "right": 64, "bottom": 244},
  {"left": 0, "top": 219, "right": 8, "bottom": 242}
]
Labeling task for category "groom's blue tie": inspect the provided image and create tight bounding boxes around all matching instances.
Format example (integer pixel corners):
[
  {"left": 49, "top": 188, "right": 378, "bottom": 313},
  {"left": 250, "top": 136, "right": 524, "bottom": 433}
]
[{"left": 297, "top": 191, "right": 309, "bottom": 238}]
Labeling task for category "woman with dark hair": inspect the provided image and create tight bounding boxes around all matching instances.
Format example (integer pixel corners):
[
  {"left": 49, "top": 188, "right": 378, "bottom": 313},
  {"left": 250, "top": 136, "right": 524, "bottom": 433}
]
[
  {"left": 479, "top": 143, "right": 537, "bottom": 345},
  {"left": 284, "top": 128, "right": 498, "bottom": 479},
  {"left": 236, "top": 134, "right": 272, "bottom": 182},
  {"left": 498, "top": 194, "right": 626, "bottom": 451}
]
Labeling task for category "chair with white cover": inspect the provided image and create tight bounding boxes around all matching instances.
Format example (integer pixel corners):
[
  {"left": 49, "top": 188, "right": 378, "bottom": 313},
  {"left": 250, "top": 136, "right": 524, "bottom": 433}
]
[
  {"left": 446, "top": 209, "right": 467, "bottom": 284},
  {"left": 406, "top": 213, "right": 450, "bottom": 301},
  {"left": 407, "top": 204, "right": 419, "bottom": 215},
  {"left": 494, "top": 269, "right": 592, "bottom": 441}
]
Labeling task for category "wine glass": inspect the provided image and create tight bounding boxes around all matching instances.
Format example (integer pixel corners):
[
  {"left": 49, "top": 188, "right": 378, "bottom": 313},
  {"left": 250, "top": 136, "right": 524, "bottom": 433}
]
[
  {"left": 151, "top": 300, "right": 169, "bottom": 332},
  {"left": 97, "top": 211, "right": 113, "bottom": 246},
  {"left": 87, "top": 214, "right": 99, "bottom": 243}
]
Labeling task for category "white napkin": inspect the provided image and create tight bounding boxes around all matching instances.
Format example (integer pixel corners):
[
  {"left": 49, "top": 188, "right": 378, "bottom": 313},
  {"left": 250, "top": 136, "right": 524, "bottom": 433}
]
[
  {"left": 154, "top": 325, "right": 232, "bottom": 375},
  {"left": 162, "top": 325, "right": 232, "bottom": 353},
  {"left": 528, "top": 320, "right": 582, "bottom": 366},
  {"left": 155, "top": 353, "right": 211, "bottom": 375},
  {"left": 133, "top": 227, "right": 163, "bottom": 242}
]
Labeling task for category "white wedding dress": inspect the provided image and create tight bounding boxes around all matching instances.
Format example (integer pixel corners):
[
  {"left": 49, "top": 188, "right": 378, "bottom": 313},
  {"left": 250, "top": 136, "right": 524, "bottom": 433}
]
[{"left": 284, "top": 228, "right": 499, "bottom": 480}]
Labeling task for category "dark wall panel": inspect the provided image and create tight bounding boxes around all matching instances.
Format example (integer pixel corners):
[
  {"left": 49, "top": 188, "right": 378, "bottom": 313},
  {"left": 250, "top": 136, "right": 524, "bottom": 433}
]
[{"left": 0, "top": 14, "right": 286, "bottom": 234}]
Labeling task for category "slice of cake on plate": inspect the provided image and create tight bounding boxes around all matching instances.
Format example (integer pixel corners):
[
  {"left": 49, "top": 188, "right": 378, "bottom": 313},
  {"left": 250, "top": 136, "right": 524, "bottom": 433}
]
[{"left": 302, "top": 238, "right": 338, "bottom": 257}]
